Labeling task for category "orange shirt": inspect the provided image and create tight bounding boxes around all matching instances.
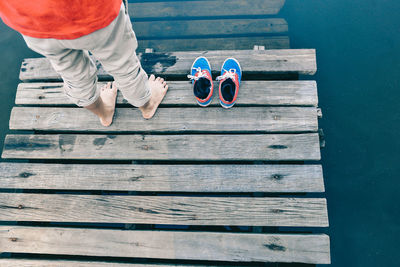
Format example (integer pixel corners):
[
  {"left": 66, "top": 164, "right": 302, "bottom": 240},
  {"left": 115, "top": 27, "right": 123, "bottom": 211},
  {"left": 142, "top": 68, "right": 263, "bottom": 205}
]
[{"left": 0, "top": 0, "right": 122, "bottom": 39}]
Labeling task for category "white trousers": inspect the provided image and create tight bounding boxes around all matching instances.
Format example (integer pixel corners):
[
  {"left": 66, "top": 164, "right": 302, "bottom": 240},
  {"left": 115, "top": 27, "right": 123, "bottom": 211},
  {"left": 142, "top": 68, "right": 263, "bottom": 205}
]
[{"left": 22, "top": 3, "right": 150, "bottom": 107}]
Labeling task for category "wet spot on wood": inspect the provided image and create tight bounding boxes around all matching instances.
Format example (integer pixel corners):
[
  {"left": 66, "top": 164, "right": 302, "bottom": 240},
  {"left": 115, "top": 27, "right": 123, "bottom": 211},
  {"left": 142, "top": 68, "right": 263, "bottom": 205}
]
[
  {"left": 140, "top": 53, "right": 177, "bottom": 74},
  {"left": 59, "top": 135, "right": 76, "bottom": 152},
  {"left": 18, "top": 172, "right": 35, "bottom": 178},
  {"left": 264, "top": 243, "right": 286, "bottom": 251},
  {"left": 21, "top": 67, "right": 27, "bottom": 72},
  {"left": 268, "top": 145, "right": 287, "bottom": 149},
  {"left": 38, "top": 95, "right": 45, "bottom": 100},
  {"left": 93, "top": 137, "right": 107, "bottom": 147},
  {"left": 9, "top": 237, "right": 18, "bottom": 242},
  {"left": 4, "top": 137, "right": 54, "bottom": 151},
  {"left": 107, "top": 135, "right": 117, "bottom": 139}
]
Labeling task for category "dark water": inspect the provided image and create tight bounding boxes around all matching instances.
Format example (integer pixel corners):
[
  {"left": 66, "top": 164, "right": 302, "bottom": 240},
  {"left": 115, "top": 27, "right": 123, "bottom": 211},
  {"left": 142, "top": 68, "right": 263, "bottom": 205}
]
[{"left": 0, "top": 0, "right": 399, "bottom": 266}]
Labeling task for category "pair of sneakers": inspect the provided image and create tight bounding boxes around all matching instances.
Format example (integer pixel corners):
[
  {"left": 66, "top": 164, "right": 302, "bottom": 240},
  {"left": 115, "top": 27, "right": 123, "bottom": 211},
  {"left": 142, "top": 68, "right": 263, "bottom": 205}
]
[{"left": 187, "top": 56, "right": 242, "bottom": 108}]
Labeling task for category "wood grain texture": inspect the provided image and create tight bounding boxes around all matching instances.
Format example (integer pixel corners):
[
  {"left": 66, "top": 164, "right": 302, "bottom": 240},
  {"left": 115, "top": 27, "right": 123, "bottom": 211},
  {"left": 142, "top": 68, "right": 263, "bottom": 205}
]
[
  {"left": 0, "top": 226, "right": 331, "bottom": 264},
  {"left": 0, "top": 163, "right": 324, "bottom": 192},
  {"left": 132, "top": 18, "right": 287, "bottom": 39},
  {"left": 137, "top": 36, "right": 290, "bottom": 52},
  {"left": 19, "top": 49, "right": 317, "bottom": 81},
  {"left": 9, "top": 107, "right": 318, "bottom": 133},
  {"left": 0, "top": 193, "right": 328, "bottom": 226},
  {"left": 15, "top": 81, "right": 318, "bottom": 106},
  {"left": 2, "top": 134, "right": 321, "bottom": 161},
  {"left": 128, "top": 0, "right": 285, "bottom": 18},
  {"left": 0, "top": 259, "right": 226, "bottom": 267}
]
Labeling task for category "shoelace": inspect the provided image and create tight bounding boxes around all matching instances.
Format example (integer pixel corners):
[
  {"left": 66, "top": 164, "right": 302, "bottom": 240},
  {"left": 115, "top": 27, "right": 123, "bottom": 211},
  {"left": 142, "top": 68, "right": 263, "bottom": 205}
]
[
  {"left": 187, "top": 67, "right": 208, "bottom": 81},
  {"left": 216, "top": 68, "right": 237, "bottom": 81}
]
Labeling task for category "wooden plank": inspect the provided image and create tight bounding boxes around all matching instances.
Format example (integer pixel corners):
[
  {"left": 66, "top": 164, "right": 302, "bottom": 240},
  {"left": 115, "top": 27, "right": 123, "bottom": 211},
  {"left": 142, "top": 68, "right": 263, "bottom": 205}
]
[
  {"left": 131, "top": 18, "right": 287, "bottom": 39},
  {"left": 128, "top": 0, "right": 285, "bottom": 19},
  {"left": 0, "top": 259, "right": 225, "bottom": 267},
  {"left": 0, "top": 226, "right": 331, "bottom": 264},
  {"left": 15, "top": 81, "right": 318, "bottom": 106},
  {"left": 0, "top": 193, "right": 328, "bottom": 226},
  {"left": 2, "top": 134, "right": 321, "bottom": 161},
  {"left": 0, "top": 163, "right": 324, "bottom": 192},
  {"left": 19, "top": 49, "right": 317, "bottom": 81},
  {"left": 137, "top": 36, "right": 290, "bottom": 52},
  {"left": 9, "top": 107, "right": 318, "bottom": 133}
]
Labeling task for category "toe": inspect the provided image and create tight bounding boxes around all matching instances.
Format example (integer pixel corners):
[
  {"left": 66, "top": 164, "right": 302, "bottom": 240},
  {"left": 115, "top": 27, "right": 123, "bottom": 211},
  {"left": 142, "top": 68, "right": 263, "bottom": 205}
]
[
  {"left": 156, "top": 77, "right": 161, "bottom": 81},
  {"left": 163, "top": 81, "right": 167, "bottom": 86},
  {"left": 159, "top": 78, "right": 164, "bottom": 83},
  {"left": 149, "top": 74, "right": 155, "bottom": 81}
]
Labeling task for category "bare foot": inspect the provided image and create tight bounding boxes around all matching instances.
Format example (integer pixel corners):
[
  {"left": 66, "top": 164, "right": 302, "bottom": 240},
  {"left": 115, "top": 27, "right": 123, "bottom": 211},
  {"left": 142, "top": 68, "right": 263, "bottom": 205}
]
[
  {"left": 139, "top": 74, "right": 169, "bottom": 119},
  {"left": 99, "top": 82, "right": 118, "bottom": 126}
]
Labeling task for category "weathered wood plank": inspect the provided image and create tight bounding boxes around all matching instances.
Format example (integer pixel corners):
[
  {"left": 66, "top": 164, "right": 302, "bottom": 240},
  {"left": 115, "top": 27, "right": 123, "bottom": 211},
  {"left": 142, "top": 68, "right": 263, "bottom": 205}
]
[
  {"left": 138, "top": 36, "right": 290, "bottom": 52},
  {"left": 128, "top": 0, "right": 285, "bottom": 19},
  {"left": 0, "top": 259, "right": 224, "bottom": 267},
  {"left": 0, "top": 226, "right": 331, "bottom": 264},
  {"left": 15, "top": 81, "right": 318, "bottom": 106},
  {"left": 2, "top": 134, "right": 321, "bottom": 160},
  {"left": 19, "top": 49, "right": 317, "bottom": 81},
  {"left": 132, "top": 18, "right": 287, "bottom": 39},
  {"left": 9, "top": 107, "right": 318, "bottom": 133},
  {"left": 0, "top": 163, "right": 324, "bottom": 192},
  {"left": 0, "top": 193, "right": 328, "bottom": 226}
]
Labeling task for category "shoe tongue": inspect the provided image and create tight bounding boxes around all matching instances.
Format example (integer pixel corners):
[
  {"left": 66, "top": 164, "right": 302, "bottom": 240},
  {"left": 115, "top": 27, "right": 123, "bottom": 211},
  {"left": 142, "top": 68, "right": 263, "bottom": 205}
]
[
  {"left": 221, "top": 78, "right": 236, "bottom": 102},
  {"left": 194, "top": 77, "right": 211, "bottom": 99}
]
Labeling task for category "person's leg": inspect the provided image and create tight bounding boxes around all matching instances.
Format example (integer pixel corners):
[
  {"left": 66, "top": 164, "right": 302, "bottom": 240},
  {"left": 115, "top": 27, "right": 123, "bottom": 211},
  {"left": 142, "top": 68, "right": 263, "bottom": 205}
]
[
  {"left": 88, "top": 3, "right": 168, "bottom": 119},
  {"left": 22, "top": 36, "right": 117, "bottom": 126}
]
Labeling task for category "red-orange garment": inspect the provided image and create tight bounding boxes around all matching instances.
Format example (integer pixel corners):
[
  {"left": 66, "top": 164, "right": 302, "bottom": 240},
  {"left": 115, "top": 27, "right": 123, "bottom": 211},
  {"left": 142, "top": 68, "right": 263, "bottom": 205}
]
[{"left": 0, "top": 0, "right": 122, "bottom": 39}]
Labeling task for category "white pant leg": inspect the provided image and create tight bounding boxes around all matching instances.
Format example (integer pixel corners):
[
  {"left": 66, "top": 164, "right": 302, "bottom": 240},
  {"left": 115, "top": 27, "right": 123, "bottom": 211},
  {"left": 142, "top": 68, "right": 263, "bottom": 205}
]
[
  {"left": 22, "top": 37, "right": 99, "bottom": 107},
  {"left": 84, "top": 3, "right": 151, "bottom": 107}
]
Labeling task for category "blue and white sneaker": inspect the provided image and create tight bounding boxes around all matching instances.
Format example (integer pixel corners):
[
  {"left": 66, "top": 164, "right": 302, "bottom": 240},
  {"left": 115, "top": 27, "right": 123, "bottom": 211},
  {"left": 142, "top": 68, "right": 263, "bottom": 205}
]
[
  {"left": 216, "top": 58, "right": 242, "bottom": 109},
  {"left": 187, "top": 56, "right": 214, "bottom": 107}
]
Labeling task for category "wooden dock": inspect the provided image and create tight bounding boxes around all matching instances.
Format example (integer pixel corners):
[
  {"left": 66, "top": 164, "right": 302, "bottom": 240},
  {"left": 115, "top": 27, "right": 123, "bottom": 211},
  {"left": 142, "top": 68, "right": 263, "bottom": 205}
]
[{"left": 0, "top": 1, "right": 330, "bottom": 265}]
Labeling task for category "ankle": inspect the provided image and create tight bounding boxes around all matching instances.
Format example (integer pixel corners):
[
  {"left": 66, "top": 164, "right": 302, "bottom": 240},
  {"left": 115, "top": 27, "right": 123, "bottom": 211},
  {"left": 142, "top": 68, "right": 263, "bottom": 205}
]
[{"left": 139, "top": 99, "right": 152, "bottom": 111}]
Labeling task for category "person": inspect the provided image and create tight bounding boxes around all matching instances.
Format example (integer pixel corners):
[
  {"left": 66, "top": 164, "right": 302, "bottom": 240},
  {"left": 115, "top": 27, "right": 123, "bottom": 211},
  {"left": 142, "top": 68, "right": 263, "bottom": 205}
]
[{"left": 0, "top": 0, "right": 168, "bottom": 126}]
